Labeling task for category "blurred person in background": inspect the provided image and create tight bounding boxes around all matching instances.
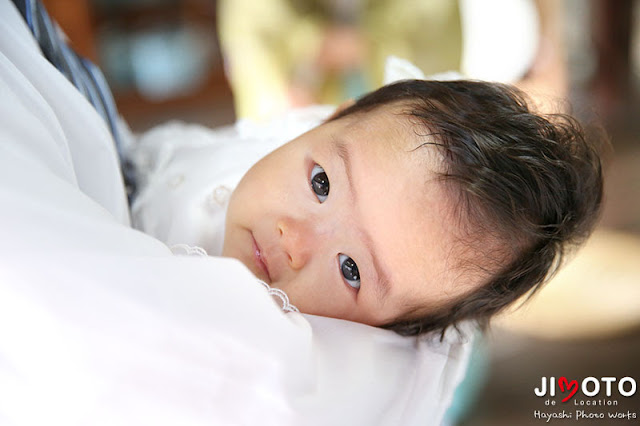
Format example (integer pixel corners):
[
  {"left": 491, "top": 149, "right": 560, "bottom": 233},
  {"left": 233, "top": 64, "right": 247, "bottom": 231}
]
[{"left": 218, "top": 0, "right": 567, "bottom": 120}]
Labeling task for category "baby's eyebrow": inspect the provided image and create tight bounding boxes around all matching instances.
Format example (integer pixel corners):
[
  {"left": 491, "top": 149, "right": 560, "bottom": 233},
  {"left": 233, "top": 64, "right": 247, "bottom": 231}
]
[
  {"left": 333, "top": 140, "right": 357, "bottom": 203},
  {"left": 330, "top": 138, "right": 392, "bottom": 302}
]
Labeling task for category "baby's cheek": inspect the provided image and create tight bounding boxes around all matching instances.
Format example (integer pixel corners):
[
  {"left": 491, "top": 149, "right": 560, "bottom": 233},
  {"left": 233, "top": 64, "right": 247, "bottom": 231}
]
[{"left": 286, "top": 276, "right": 356, "bottom": 320}]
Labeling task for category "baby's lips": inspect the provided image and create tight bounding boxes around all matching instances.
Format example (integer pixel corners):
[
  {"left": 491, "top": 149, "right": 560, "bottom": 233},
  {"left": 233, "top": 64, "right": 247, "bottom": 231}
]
[{"left": 251, "top": 232, "right": 272, "bottom": 282}]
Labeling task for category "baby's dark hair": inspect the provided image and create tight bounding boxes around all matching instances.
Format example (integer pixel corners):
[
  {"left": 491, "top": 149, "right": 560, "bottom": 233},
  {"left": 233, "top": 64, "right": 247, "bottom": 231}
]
[{"left": 331, "top": 79, "right": 604, "bottom": 337}]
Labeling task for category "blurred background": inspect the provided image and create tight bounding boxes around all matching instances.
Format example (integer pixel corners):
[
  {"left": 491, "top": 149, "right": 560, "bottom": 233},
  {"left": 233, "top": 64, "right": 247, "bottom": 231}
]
[
  {"left": 41, "top": 0, "right": 236, "bottom": 130},
  {"left": 42, "top": 0, "right": 639, "bottom": 424}
]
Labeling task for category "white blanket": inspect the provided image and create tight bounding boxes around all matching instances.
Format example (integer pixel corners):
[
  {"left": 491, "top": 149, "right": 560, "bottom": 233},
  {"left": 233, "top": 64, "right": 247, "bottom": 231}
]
[{"left": 0, "top": 1, "right": 472, "bottom": 424}]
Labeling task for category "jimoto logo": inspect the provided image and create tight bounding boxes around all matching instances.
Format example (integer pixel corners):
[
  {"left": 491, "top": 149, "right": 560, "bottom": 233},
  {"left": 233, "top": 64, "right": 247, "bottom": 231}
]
[
  {"left": 532, "top": 376, "right": 637, "bottom": 422},
  {"left": 534, "top": 376, "right": 637, "bottom": 402}
]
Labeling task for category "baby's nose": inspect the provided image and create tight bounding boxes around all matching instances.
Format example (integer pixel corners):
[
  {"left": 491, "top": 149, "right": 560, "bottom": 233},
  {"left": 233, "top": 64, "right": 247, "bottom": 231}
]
[{"left": 276, "top": 217, "right": 316, "bottom": 270}]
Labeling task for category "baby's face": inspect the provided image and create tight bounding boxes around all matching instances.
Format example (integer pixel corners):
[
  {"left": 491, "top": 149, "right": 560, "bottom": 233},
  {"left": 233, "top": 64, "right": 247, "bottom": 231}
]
[{"left": 223, "top": 104, "right": 483, "bottom": 326}]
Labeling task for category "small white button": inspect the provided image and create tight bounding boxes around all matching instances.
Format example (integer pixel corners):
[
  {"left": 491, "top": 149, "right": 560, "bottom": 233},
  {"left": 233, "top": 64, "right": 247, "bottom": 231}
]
[
  {"left": 208, "top": 185, "right": 231, "bottom": 208},
  {"left": 168, "top": 174, "right": 185, "bottom": 188}
]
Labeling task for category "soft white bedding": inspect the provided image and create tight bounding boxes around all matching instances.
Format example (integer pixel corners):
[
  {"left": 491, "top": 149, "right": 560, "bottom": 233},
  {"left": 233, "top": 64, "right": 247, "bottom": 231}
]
[{"left": 0, "top": 1, "right": 472, "bottom": 424}]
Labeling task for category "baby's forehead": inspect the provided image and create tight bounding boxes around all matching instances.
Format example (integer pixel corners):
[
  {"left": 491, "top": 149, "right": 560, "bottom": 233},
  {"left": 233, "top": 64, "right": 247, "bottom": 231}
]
[{"left": 353, "top": 105, "right": 449, "bottom": 177}]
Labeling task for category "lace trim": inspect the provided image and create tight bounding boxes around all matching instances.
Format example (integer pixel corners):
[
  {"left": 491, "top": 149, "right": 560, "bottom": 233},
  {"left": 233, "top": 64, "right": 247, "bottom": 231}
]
[
  {"left": 170, "top": 243, "right": 208, "bottom": 257},
  {"left": 258, "top": 280, "right": 300, "bottom": 313}
]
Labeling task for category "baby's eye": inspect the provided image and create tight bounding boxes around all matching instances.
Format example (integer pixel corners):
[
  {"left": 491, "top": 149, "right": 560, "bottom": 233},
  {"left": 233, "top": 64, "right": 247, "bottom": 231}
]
[
  {"left": 339, "top": 254, "right": 361, "bottom": 290},
  {"left": 310, "top": 164, "right": 330, "bottom": 202}
]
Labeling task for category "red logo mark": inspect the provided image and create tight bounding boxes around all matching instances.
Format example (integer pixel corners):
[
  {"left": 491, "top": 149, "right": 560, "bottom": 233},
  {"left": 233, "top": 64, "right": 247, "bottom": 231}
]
[{"left": 558, "top": 377, "right": 579, "bottom": 402}]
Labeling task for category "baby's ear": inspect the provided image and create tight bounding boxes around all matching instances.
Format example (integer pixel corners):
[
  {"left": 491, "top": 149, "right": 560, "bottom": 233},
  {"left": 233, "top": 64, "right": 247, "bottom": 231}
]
[{"left": 326, "top": 99, "right": 356, "bottom": 121}]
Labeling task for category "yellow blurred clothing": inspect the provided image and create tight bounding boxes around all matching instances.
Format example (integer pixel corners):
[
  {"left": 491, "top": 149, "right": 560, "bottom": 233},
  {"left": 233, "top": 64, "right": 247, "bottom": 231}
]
[{"left": 218, "top": 0, "right": 462, "bottom": 120}]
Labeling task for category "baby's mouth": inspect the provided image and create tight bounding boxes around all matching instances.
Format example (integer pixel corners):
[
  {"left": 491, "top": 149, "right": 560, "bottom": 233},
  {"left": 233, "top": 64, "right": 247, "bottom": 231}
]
[{"left": 251, "top": 232, "right": 272, "bottom": 283}]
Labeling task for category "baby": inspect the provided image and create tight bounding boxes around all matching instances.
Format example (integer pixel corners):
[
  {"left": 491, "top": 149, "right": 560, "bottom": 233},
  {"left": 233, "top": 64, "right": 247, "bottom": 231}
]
[{"left": 132, "top": 79, "right": 604, "bottom": 337}]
